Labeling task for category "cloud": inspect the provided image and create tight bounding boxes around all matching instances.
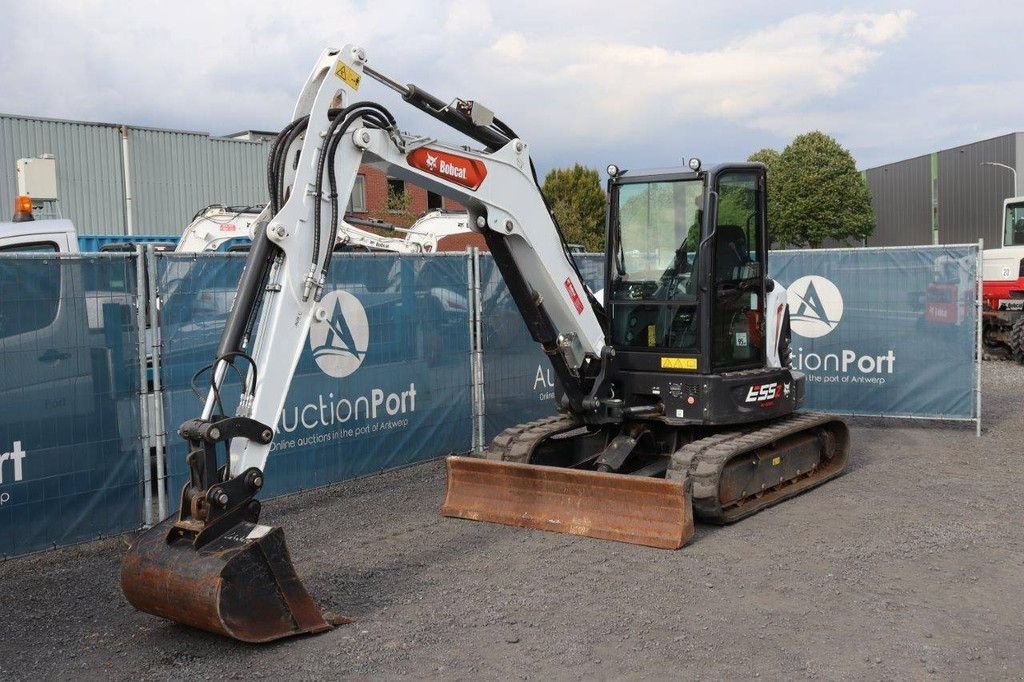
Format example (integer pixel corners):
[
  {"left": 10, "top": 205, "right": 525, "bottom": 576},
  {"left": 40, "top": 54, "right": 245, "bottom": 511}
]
[
  {"left": 456, "top": 10, "right": 915, "bottom": 142},
  {"left": 0, "top": 2, "right": 919, "bottom": 170}
]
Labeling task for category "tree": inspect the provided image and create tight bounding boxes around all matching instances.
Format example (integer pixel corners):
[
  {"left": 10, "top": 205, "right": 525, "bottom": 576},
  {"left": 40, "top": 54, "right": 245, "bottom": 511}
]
[
  {"left": 771, "top": 131, "right": 874, "bottom": 248},
  {"left": 542, "top": 164, "right": 606, "bottom": 252}
]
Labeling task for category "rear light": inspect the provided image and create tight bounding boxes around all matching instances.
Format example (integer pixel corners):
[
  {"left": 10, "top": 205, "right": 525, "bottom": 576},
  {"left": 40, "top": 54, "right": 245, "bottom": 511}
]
[{"left": 12, "top": 194, "right": 34, "bottom": 222}]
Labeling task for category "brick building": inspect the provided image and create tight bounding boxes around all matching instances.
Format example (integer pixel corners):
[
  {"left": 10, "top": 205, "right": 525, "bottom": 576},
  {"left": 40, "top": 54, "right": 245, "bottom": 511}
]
[
  {"left": 231, "top": 130, "right": 465, "bottom": 227},
  {"left": 348, "top": 164, "right": 465, "bottom": 227}
]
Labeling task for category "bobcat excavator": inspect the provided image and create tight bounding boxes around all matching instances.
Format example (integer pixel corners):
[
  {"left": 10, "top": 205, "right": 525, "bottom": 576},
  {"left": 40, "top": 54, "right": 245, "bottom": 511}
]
[{"left": 121, "top": 45, "right": 850, "bottom": 643}]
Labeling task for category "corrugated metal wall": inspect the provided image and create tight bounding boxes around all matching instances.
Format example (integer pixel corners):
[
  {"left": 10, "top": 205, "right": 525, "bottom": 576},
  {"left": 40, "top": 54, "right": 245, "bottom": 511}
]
[
  {"left": 864, "top": 132, "right": 1020, "bottom": 248},
  {"left": 1, "top": 114, "right": 273, "bottom": 236},
  {"left": 0, "top": 114, "right": 126, "bottom": 235},
  {"left": 128, "top": 129, "right": 272, "bottom": 234},
  {"left": 937, "top": 133, "right": 1016, "bottom": 247},
  {"left": 865, "top": 155, "right": 933, "bottom": 246}
]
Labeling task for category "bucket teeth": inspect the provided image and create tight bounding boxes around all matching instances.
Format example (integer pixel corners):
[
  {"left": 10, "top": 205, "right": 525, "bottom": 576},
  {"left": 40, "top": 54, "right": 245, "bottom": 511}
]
[
  {"left": 121, "top": 517, "right": 340, "bottom": 643},
  {"left": 441, "top": 456, "right": 694, "bottom": 550}
]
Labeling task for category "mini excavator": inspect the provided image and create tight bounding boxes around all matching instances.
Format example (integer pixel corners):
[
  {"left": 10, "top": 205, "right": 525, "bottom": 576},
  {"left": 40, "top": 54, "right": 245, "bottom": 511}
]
[{"left": 121, "top": 45, "right": 849, "bottom": 642}]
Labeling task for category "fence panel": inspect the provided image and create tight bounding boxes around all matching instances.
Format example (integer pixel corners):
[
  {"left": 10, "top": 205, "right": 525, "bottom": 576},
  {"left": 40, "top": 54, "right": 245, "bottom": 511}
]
[
  {"left": 157, "top": 252, "right": 473, "bottom": 504},
  {"left": 771, "top": 244, "right": 979, "bottom": 419},
  {"left": 477, "top": 245, "right": 979, "bottom": 439},
  {"left": 477, "top": 253, "right": 605, "bottom": 440},
  {"left": 0, "top": 254, "right": 142, "bottom": 557}
]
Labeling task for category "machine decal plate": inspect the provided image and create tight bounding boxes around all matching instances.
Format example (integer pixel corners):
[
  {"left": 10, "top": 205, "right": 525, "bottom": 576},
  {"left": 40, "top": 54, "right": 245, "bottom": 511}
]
[
  {"left": 335, "top": 62, "right": 361, "bottom": 89},
  {"left": 660, "top": 357, "right": 698, "bottom": 370},
  {"left": 407, "top": 148, "right": 488, "bottom": 190}
]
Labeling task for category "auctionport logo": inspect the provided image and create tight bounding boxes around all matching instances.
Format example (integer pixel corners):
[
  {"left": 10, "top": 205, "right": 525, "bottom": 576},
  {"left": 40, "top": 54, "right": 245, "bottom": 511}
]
[
  {"left": 309, "top": 290, "right": 369, "bottom": 378},
  {"left": 1, "top": 441, "right": 27, "bottom": 506},
  {"left": 787, "top": 275, "right": 844, "bottom": 338}
]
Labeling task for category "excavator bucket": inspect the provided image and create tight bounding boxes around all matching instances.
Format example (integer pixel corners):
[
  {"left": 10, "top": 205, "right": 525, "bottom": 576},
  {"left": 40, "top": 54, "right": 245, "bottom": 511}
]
[
  {"left": 441, "top": 456, "right": 694, "bottom": 550},
  {"left": 121, "top": 517, "right": 344, "bottom": 643}
]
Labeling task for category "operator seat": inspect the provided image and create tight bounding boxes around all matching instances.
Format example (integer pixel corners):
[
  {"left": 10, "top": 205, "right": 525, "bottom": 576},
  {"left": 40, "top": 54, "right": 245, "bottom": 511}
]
[{"left": 715, "top": 225, "right": 748, "bottom": 281}]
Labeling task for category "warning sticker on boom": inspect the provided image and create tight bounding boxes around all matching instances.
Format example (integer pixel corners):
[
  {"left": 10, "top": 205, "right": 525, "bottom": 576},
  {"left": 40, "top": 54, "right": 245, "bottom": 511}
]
[
  {"left": 335, "top": 62, "right": 361, "bottom": 89},
  {"left": 564, "top": 278, "right": 585, "bottom": 314}
]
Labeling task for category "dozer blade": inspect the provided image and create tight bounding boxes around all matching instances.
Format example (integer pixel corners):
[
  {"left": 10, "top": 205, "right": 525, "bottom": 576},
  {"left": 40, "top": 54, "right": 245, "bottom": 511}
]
[
  {"left": 441, "top": 456, "right": 694, "bottom": 550},
  {"left": 121, "top": 517, "right": 344, "bottom": 643}
]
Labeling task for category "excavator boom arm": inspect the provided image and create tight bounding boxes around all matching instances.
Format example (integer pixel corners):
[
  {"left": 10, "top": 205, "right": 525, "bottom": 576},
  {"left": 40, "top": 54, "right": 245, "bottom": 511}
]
[{"left": 222, "top": 48, "right": 607, "bottom": 478}]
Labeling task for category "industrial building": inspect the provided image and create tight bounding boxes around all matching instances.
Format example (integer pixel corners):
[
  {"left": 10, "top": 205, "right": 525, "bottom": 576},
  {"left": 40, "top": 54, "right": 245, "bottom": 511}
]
[
  {"left": 0, "top": 113, "right": 461, "bottom": 236},
  {"left": 863, "top": 132, "right": 1024, "bottom": 248}
]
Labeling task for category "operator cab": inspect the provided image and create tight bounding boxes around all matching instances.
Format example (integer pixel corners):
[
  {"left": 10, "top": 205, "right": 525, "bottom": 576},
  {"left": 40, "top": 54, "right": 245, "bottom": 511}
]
[
  {"left": 605, "top": 163, "right": 769, "bottom": 375},
  {"left": 1003, "top": 199, "right": 1024, "bottom": 248}
]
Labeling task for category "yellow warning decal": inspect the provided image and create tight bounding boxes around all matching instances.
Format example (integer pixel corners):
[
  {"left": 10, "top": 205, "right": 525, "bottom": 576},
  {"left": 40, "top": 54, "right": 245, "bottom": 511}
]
[
  {"left": 771, "top": 456, "right": 781, "bottom": 466},
  {"left": 647, "top": 325, "right": 656, "bottom": 347},
  {"left": 335, "top": 62, "right": 361, "bottom": 90},
  {"left": 660, "top": 357, "right": 698, "bottom": 370}
]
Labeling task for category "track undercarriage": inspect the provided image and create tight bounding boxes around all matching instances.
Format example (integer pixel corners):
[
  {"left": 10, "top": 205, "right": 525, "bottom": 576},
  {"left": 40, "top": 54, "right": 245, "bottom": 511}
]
[{"left": 443, "top": 413, "right": 849, "bottom": 548}]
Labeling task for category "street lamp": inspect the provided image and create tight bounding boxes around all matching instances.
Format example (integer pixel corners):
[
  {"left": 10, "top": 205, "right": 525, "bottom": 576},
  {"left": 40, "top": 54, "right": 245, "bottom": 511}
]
[{"left": 981, "top": 161, "right": 1019, "bottom": 196}]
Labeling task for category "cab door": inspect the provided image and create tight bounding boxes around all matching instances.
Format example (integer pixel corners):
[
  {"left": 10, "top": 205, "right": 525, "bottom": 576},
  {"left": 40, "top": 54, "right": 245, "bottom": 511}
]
[{"left": 710, "top": 169, "right": 768, "bottom": 371}]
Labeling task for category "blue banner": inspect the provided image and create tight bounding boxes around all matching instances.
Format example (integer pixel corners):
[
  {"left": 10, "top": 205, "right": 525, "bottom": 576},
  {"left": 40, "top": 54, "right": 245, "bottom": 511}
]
[
  {"left": 771, "top": 245, "right": 978, "bottom": 418},
  {"left": 0, "top": 254, "right": 142, "bottom": 557},
  {"left": 477, "top": 245, "right": 978, "bottom": 436},
  {"left": 158, "top": 252, "right": 474, "bottom": 504},
  {"left": 478, "top": 253, "right": 604, "bottom": 440}
]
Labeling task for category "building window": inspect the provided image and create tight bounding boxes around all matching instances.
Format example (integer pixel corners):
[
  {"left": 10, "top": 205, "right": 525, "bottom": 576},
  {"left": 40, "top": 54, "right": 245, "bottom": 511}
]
[
  {"left": 346, "top": 175, "right": 367, "bottom": 213},
  {"left": 427, "top": 191, "right": 443, "bottom": 210},
  {"left": 387, "top": 177, "right": 408, "bottom": 213}
]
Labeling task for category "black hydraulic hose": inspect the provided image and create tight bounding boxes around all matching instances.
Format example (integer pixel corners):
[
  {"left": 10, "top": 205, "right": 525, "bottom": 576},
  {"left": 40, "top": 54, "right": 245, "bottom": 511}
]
[
  {"left": 525, "top": 157, "right": 605, "bottom": 320},
  {"left": 313, "top": 105, "right": 389, "bottom": 272},
  {"left": 318, "top": 109, "right": 392, "bottom": 282},
  {"left": 275, "top": 117, "right": 310, "bottom": 211},
  {"left": 309, "top": 102, "right": 393, "bottom": 266},
  {"left": 268, "top": 116, "right": 307, "bottom": 213},
  {"left": 314, "top": 106, "right": 393, "bottom": 276}
]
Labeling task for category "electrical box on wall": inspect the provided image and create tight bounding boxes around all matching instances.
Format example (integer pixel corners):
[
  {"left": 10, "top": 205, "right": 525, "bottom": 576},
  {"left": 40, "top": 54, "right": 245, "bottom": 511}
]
[{"left": 16, "top": 154, "right": 58, "bottom": 200}]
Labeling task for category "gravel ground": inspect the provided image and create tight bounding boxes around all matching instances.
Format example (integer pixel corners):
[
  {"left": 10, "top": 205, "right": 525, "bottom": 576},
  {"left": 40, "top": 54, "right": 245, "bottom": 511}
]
[{"left": 1, "top": 363, "right": 1022, "bottom": 680}]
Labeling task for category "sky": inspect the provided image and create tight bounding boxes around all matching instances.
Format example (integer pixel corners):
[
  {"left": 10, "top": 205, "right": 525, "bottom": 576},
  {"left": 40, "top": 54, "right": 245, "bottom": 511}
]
[{"left": 0, "top": 1, "right": 1020, "bottom": 175}]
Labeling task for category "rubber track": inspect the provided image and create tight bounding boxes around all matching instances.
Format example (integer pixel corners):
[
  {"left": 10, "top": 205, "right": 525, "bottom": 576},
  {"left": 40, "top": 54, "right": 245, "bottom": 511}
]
[
  {"left": 481, "top": 415, "right": 581, "bottom": 463},
  {"left": 1011, "top": 316, "right": 1024, "bottom": 363},
  {"left": 668, "top": 412, "right": 847, "bottom": 524}
]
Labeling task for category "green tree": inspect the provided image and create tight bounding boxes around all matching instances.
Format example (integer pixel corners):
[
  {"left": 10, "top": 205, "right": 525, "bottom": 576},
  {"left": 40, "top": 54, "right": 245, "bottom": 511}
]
[
  {"left": 771, "top": 131, "right": 874, "bottom": 248},
  {"left": 542, "top": 164, "right": 606, "bottom": 252}
]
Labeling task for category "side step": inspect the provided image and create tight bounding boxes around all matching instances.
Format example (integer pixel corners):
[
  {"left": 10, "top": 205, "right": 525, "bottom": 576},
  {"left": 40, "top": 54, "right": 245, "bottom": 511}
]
[{"left": 441, "top": 456, "right": 694, "bottom": 550}]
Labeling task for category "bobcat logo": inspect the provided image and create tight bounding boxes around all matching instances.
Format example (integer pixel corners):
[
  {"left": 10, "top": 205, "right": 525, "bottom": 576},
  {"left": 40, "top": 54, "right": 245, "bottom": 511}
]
[
  {"left": 786, "top": 275, "right": 844, "bottom": 339},
  {"left": 308, "top": 290, "right": 369, "bottom": 378},
  {"left": 425, "top": 152, "right": 438, "bottom": 171}
]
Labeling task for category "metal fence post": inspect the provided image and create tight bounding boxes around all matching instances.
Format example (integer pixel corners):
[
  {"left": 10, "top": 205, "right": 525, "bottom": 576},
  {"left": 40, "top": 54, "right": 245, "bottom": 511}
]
[
  {"left": 976, "top": 238, "right": 983, "bottom": 437},
  {"left": 146, "top": 246, "right": 169, "bottom": 518},
  {"left": 466, "top": 249, "right": 476, "bottom": 451},
  {"left": 133, "top": 245, "right": 153, "bottom": 527},
  {"left": 467, "top": 247, "right": 486, "bottom": 453}
]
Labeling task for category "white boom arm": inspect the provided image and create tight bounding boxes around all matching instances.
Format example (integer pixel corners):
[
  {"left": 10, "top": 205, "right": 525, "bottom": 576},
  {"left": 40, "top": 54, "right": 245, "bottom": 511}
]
[{"left": 214, "top": 46, "right": 605, "bottom": 477}]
